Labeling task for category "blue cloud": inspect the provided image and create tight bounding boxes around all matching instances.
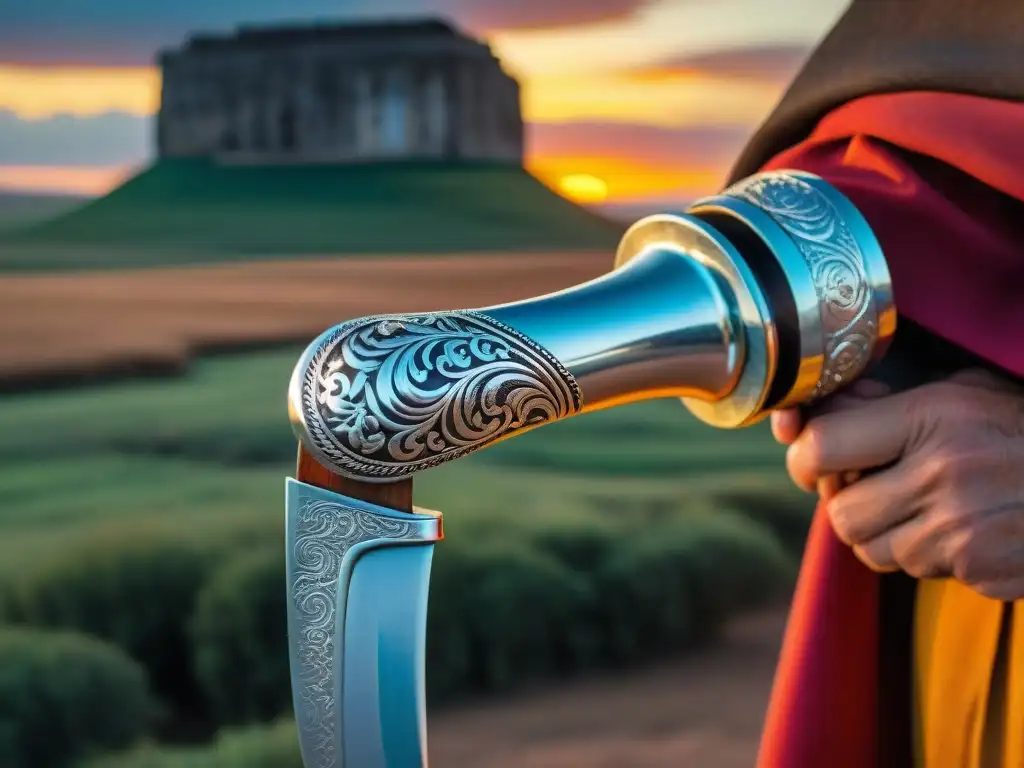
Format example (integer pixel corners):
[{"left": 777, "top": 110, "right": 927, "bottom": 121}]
[
  {"left": 1, "top": 1, "right": 422, "bottom": 65},
  {"left": 0, "top": 0, "right": 647, "bottom": 65},
  {"left": 0, "top": 109, "right": 151, "bottom": 166}
]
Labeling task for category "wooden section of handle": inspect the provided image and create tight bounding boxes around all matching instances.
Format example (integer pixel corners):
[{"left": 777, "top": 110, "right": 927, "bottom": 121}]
[{"left": 296, "top": 444, "right": 414, "bottom": 513}]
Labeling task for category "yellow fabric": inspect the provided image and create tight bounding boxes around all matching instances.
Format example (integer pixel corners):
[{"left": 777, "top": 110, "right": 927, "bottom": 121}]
[
  {"left": 912, "top": 579, "right": 1024, "bottom": 768},
  {"left": 1004, "top": 605, "right": 1024, "bottom": 767}
]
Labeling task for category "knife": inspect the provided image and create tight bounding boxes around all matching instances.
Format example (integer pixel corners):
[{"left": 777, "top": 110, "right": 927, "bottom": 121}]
[{"left": 284, "top": 170, "right": 897, "bottom": 767}]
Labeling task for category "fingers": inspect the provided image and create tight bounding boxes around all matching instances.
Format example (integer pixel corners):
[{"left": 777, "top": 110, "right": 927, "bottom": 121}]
[
  {"left": 848, "top": 378, "right": 893, "bottom": 399},
  {"left": 786, "top": 390, "right": 920, "bottom": 491},
  {"left": 831, "top": 478, "right": 1015, "bottom": 582},
  {"left": 853, "top": 541, "right": 901, "bottom": 572},
  {"left": 850, "top": 508, "right": 937, "bottom": 575},
  {"left": 816, "top": 470, "right": 863, "bottom": 503},
  {"left": 824, "top": 465, "right": 920, "bottom": 547},
  {"left": 770, "top": 378, "right": 892, "bottom": 451},
  {"left": 972, "top": 577, "right": 1024, "bottom": 602},
  {"left": 771, "top": 409, "right": 802, "bottom": 445}
]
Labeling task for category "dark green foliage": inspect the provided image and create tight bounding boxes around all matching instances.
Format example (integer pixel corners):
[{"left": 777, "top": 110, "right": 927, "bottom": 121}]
[
  {"left": 430, "top": 539, "right": 596, "bottom": 693},
  {"left": 190, "top": 548, "right": 289, "bottom": 725},
  {"left": 717, "top": 490, "right": 816, "bottom": 558},
  {"left": 0, "top": 346, "right": 805, "bottom": 757},
  {"left": 81, "top": 720, "right": 302, "bottom": 768},
  {"left": 0, "top": 628, "right": 154, "bottom": 768},
  {"left": 663, "top": 513, "right": 796, "bottom": 637},
  {"left": 184, "top": 510, "right": 794, "bottom": 724},
  {"left": 592, "top": 512, "right": 793, "bottom": 664},
  {"left": 2, "top": 528, "right": 224, "bottom": 722}
]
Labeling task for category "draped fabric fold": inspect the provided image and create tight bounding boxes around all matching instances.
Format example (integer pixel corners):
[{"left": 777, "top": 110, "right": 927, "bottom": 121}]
[{"left": 752, "top": 92, "right": 1024, "bottom": 768}]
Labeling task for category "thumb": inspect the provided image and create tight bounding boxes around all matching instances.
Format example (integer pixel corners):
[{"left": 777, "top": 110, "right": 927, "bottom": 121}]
[
  {"left": 787, "top": 387, "right": 917, "bottom": 490},
  {"left": 772, "top": 378, "right": 891, "bottom": 446}
]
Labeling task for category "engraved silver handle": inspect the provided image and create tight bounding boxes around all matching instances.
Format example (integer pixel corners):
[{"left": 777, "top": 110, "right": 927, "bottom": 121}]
[{"left": 288, "top": 170, "right": 896, "bottom": 483}]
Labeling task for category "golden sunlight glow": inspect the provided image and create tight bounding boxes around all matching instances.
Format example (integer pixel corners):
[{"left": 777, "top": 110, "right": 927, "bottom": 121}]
[
  {"left": 520, "top": 72, "right": 783, "bottom": 127},
  {"left": 0, "top": 165, "right": 135, "bottom": 195},
  {"left": 0, "top": 66, "right": 159, "bottom": 118},
  {"left": 558, "top": 173, "right": 609, "bottom": 203},
  {"left": 528, "top": 155, "right": 726, "bottom": 203},
  {"left": 0, "top": 0, "right": 840, "bottom": 201}
]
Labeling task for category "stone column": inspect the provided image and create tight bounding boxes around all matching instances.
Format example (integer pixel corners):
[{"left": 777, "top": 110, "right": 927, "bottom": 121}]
[
  {"left": 455, "top": 60, "right": 475, "bottom": 157},
  {"left": 354, "top": 68, "right": 374, "bottom": 156},
  {"left": 337, "top": 72, "right": 357, "bottom": 158},
  {"left": 379, "top": 67, "right": 410, "bottom": 155},
  {"left": 423, "top": 68, "right": 447, "bottom": 156}
]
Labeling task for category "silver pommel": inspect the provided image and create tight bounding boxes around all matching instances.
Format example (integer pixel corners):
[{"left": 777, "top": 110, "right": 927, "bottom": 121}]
[{"left": 288, "top": 170, "right": 896, "bottom": 483}]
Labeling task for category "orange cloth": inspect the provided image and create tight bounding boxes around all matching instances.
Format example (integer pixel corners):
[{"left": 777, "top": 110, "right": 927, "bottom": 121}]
[
  {"left": 1004, "top": 606, "right": 1024, "bottom": 765},
  {"left": 754, "top": 92, "right": 1024, "bottom": 767},
  {"left": 913, "top": 580, "right": 1005, "bottom": 767}
]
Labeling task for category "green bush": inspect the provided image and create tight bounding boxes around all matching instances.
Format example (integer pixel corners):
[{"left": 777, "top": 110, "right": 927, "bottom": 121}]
[
  {"left": 716, "top": 490, "right": 815, "bottom": 558},
  {"left": 190, "top": 548, "right": 288, "bottom": 725},
  {"left": 592, "top": 511, "right": 794, "bottom": 664},
  {"left": 81, "top": 719, "right": 301, "bottom": 768},
  {"left": 188, "top": 534, "right": 595, "bottom": 718},
  {"left": 669, "top": 512, "right": 795, "bottom": 631},
  {"left": 0, "top": 627, "right": 155, "bottom": 768},
  {"left": 429, "top": 539, "right": 595, "bottom": 694},
  {"left": 2, "top": 526, "right": 225, "bottom": 720},
  {"left": 593, "top": 528, "right": 699, "bottom": 663},
  {"left": 184, "top": 503, "right": 794, "bottom": 723}
]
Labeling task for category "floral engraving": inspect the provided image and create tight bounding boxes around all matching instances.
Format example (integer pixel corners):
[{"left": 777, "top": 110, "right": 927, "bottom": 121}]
[
  {"left": 288, "top": 492, "right": 426, "bottom": 768},
  {"left": 300, "top": 311, "right": 582, "bottom": 480},
  {"left": 724, "top": 172, "right": 877, "bottom": 398}
]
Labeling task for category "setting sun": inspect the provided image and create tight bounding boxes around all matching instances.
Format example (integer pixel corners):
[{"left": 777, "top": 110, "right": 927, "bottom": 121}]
[{"left": 557, "top": 173, "right": 609, "bottom": 203}]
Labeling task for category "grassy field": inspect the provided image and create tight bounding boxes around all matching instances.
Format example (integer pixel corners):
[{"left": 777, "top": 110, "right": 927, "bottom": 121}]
[
  {"left": 1, "top": 161, "right": 622, "bottom": 270},
  {"left": 0, "top": 177, "right": 807, "bottom": 766},
  {"left": 0, "top": 344, "right": 806, "bottom": 768},
  {"left": 0, "top": 345, "right": 801, "bottom": 564},
  {"left": 0, "top": 252, "right": 606, "bottom": 387}
]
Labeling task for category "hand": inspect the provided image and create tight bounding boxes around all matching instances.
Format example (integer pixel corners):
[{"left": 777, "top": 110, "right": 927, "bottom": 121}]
[
  {"left": 772, "top": 379, "right": 892, "bottom": 500},
  {"left": 771, "top": 370, "right": 1024, "bottom": 600}
]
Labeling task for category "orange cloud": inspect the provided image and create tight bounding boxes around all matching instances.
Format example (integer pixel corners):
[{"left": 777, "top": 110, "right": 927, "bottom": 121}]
[
  {"left": 520, "top": 70, "right": 784, "bottom": 127},
  {"left": 0, "top": 65, "right": 159, "bottom": 118},
  {"left": 452, "top": 0, "right": 646, "bottom": 33},
  {"left": 629, "top": 44, "right": 810, "bottom": 86},
  {"left": 0, "top": 165, "right": 136, "bottom": 195},
  {"left": 527, "top": 121, "right": 751, "bottom": 172}
]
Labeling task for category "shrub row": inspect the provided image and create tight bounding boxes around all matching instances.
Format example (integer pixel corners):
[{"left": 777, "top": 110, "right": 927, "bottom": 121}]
[
  {"left": 192, "top": 508, "right": 794, "bottom": 724},
  {"left": 2, "top": 498, "right": 798, "bottom": 764},
  {"left": 0, "top": 627, "right": 155, "bottom": 768},
  {"left": 81, "top": 720, "right": 302, "bottom": 768},
  {"left": 0, "top": 519, "right": 281, "bottom": 729}
]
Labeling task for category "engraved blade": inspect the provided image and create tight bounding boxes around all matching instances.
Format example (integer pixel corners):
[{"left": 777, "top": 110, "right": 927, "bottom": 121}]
[{"left": 285, "top": 478, "right": 442, "bottom": 768}]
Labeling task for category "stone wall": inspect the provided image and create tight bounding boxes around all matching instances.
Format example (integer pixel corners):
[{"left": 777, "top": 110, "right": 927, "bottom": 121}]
[{"left": 156, "top": 21, "right": 524, "bottom": 165}]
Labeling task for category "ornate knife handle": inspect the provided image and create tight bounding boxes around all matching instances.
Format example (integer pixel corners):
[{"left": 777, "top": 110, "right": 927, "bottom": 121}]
[{"left": 289, "top": 171, "right": 896, "bottom": 484}]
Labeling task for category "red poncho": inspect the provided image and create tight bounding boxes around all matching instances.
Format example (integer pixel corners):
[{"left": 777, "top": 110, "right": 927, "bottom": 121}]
[{"left": 755, "top": 91, "right": 1024, "bottom": 768}]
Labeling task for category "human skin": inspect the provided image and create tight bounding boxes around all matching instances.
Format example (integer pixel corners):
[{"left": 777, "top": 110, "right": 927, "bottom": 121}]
[{"left": 773, "top": 370, "right": 1024, "bottom": 600}]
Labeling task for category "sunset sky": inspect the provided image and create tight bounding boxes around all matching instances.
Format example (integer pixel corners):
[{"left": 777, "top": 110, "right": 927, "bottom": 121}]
[{"left": 0, "top": 0, "right": 851, "bottom": 207}]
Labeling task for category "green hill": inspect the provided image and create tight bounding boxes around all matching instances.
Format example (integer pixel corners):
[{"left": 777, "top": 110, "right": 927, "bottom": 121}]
[
  {"left": 0, "top": 192, "right": 88, "bottom": 232},
  {"left": 7, "top": 160, "right": 623, "bottom": 266}
]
